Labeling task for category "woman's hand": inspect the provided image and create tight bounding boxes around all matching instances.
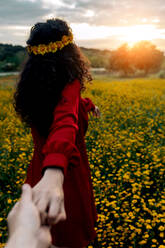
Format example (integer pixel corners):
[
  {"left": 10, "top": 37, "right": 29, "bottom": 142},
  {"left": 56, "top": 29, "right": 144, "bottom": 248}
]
[
  {"left": 6, "top": 184, "right": 52, "bottom": 248},
  {"left": 32, "top": 168, "right": 67, "bottom": 226},
  {"left": 90, "top": 105, "right": 101, "bottom": 118}
]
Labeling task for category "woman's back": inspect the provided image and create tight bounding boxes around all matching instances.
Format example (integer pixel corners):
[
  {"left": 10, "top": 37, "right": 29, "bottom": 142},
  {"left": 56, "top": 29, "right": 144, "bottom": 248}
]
[{"left": 24, "top": 79, "right": 98, "bottom": 247}]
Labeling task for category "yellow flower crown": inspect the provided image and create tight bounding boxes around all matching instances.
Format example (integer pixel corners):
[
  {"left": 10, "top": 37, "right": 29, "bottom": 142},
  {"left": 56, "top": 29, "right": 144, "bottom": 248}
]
[{"left": 26, "top": 33, "right": 73, "bottom": 55}]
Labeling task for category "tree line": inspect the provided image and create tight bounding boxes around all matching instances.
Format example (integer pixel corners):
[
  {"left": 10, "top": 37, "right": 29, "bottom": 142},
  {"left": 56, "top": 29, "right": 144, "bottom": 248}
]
[
  {"left": 0, "top": 41, "right": 164, "bottom": 77},
  {"left": 0, "top": 43, "right": 109, "bottom": 72},
  {"left": 0, "top": 44, "right": 27, "bottom": 72}
]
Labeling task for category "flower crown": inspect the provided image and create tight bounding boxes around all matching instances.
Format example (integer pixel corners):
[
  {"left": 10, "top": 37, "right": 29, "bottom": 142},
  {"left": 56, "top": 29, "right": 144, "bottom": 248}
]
[{"left": 26, "top": 33, "right": 73, "bottom": 55}]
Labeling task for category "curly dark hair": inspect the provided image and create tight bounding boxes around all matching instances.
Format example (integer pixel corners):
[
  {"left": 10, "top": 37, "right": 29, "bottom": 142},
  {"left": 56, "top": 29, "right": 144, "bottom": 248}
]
[{"left": 13, "top": 18, "right": 93, "bottom": 138}]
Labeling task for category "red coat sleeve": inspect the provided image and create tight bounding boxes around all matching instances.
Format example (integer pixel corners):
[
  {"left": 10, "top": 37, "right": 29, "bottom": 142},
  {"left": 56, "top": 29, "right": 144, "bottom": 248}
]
[
  {"left": 80, "top": 97, "right": 95, "bottom": 112},
  {"left": 41, "top": 79, "right": 80, "bottom": 177}
]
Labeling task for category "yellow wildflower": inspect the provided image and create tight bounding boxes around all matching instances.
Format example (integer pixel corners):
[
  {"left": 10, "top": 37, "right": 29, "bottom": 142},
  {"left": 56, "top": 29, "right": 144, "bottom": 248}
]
[{"left": 7, "top": 199, "right": 12, "bottom": 204}]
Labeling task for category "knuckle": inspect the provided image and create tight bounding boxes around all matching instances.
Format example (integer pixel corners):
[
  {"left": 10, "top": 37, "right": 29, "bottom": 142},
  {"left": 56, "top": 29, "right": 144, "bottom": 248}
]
[
  {"left": 55, "top": 195, "right": 62, "bottom": 202},
  {"left": 55, "top": 193, "right": 63, "bottom": 201}
]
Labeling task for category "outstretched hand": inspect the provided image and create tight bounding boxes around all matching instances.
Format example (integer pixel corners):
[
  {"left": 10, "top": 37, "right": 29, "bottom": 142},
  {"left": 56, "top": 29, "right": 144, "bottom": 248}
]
[
  {"left": 7, "top": 184, "right": 52, "bottom": 248},
  {"left": 90, "top": 105, "right": 101, "bottom": 118}
]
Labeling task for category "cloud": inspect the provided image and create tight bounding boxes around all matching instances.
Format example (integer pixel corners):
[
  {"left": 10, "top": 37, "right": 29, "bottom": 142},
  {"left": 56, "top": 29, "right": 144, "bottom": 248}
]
[
  {"left": 57, "top": 0, "right": 165, "bottom": 27},
  {"left": 0, "top": 0, "right": 50, "bottom": 26},
  {"left": 77, "top": 37, "right": 122, "bottom": 50},
  {"left": 2, "top": 0, "right": 165, "bottom": 27},
  {"left": 0, "top": 0, "right": 165, "bottom": 50}
]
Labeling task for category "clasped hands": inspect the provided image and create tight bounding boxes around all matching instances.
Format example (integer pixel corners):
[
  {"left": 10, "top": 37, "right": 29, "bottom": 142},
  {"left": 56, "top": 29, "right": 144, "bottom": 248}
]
[
  {"left": 6, "top": 168, "right": 66, "bottom": 248},
  {"left": 6, "top": 105, "right": 101, "bottom": 248}
]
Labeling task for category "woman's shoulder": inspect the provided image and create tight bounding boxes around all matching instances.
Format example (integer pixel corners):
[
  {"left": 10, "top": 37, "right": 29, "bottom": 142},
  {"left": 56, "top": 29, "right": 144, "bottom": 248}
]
[
  {"left": 62, "top": 78, "right": 80, "bottom": 97},
  {"left": 67, "top": 78, "right": 80, "bottom": 88}
]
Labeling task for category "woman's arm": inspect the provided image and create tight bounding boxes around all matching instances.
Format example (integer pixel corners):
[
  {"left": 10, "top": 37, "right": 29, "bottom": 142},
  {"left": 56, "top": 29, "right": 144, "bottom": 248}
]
[
  {"left": 32, "top": 79, "right": 80, "bottom": 226},
  {"left": 81, "top": 97, "right": 101, "bottom": 118},
  {"left": 41, "top": 79, "right": 80, "bottom": 177},
  {"left": 81, "top": 97, "right": 95, "bottom": 112}
]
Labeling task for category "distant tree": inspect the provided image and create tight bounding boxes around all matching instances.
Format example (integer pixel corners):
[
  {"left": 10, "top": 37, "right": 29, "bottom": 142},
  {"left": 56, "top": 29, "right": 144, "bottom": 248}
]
[
  {"left": 130, "top": 41, "right": 164, "bottom": 75},
  {"left": 109, "top": 43, "right": 133, "bottom": 76},
  {"left": 108, "top": 41, "right": 164, "bottom": 76},
  {"left": 1, "top": 62, "right": 16, "bottom": 71},
  {"left": 0, "top": 44, "right": 26, "bottom": 71}
]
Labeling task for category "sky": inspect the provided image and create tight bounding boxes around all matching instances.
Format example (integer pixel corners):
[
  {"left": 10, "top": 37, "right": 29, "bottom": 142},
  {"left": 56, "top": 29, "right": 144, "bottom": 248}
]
[{"left": 0, "top": 0, "right": 165, "bottom": 51}]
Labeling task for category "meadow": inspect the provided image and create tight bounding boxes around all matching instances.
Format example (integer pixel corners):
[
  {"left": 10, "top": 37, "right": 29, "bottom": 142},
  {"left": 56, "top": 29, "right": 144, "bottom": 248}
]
[{"left": 0, "top": 74, "right": 165, "bottom": 248}]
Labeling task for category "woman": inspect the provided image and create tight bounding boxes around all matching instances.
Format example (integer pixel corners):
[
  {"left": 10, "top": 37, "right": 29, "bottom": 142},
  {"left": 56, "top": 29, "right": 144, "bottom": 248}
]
[{"left": 13, "top": 18, "right": 101, "bottom": 248}]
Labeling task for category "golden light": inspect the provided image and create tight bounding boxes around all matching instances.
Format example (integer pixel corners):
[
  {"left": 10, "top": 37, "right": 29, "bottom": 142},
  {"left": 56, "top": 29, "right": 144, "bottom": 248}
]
[{"left": 120, "top": 24, "right": 160, "bottom": 46}]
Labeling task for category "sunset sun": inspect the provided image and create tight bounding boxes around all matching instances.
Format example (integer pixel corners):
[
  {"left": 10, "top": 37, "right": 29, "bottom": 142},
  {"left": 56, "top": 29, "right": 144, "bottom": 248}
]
[{"left": 120, "top": 24, "right": 160, "bottom": 46}]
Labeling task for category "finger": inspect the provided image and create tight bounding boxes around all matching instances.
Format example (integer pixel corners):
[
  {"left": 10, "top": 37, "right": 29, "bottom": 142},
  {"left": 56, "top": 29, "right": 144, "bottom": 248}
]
[
  {"left": 20, "top": 184, "right": 32, "bottom": 204},
  {"left": 37, "top": 198, "right": 49, "bottom": 225},
  {"left": 50, "top": 200, "right": 66, "bottom": 225},
  {"left": 40, "top": 211, "right": 48, "bottom": 226},
  {"left": 96, "top": 109, "right": 101, "bottom": 117},
  {"left": 58, "top": 201, "right": 67, "bottom": 221},
  {"left": 32, "top": 189, "right": 41, "bottom": 205},
  {"left": 37, "top": 198, "right": 48, "bottom": 213},
  {"left": 52, "top": 211, "right": 66, "bottom": 225},
  {"left": 47, "top": 198, "right": 61, "bottom": 225},
  {"left": 34, "top": 197, "right": 40, "bottom": 206},
  {"left": 96, "top": 110, "right": 100, "bottom": 117}
]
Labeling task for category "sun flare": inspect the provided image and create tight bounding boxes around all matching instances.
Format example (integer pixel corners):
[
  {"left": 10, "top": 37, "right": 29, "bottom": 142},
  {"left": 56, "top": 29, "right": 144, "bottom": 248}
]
[{"left": 120, "top": 24, "right": 160, "bottom": 46}]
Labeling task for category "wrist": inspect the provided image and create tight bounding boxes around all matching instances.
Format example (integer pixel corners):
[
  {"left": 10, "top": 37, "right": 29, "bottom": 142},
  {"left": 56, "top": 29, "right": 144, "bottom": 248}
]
[{"left": 44, "top": 167, "right": 64, "bottom": 182}]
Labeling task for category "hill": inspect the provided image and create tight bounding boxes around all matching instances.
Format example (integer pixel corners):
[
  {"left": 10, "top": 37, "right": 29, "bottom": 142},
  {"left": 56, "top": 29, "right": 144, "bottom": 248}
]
[
  {"left": 0, "top": 43, "right": 110, "bottom": 72},
  {"left": 80, "top": 47, "right": 111, "bottom": 68},
  {"left": 0, "top": 44, "right": 27, "bottom": 72}
]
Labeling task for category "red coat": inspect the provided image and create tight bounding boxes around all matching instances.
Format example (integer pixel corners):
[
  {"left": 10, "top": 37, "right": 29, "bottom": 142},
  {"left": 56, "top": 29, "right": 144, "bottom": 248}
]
[{"left": 24, "top": 78, "right": 98, "bottom": 247}]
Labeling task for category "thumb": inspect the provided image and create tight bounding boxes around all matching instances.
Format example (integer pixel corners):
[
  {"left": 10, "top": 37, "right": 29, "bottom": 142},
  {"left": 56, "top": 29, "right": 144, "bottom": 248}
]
[
  {"left": 37, "top": 226, "right": 52, "bottom": 248},
  {"left": 20, "top": 184, "right": 32, "bottom": 204}
]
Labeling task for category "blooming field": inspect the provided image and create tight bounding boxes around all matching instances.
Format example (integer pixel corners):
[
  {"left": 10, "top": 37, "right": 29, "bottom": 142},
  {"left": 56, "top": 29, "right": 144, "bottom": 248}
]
[{"left": 0, "top": 75, "right": 165, "bottom": 248}]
